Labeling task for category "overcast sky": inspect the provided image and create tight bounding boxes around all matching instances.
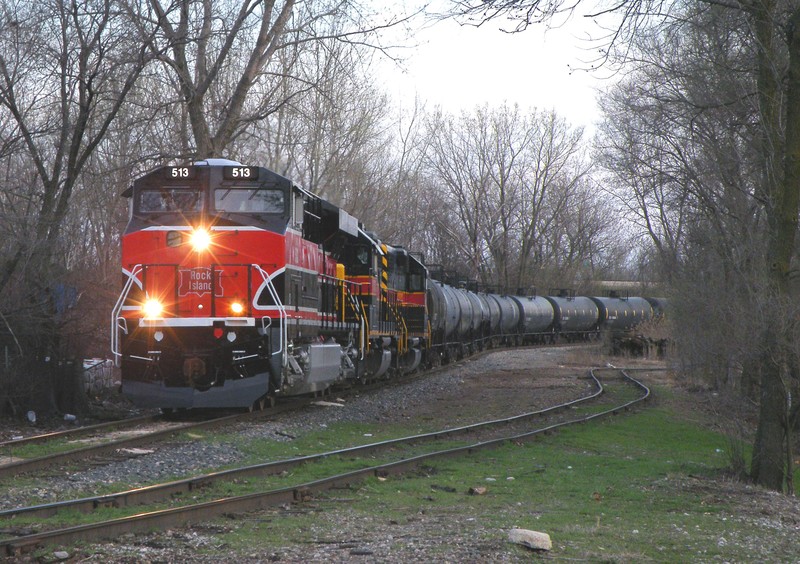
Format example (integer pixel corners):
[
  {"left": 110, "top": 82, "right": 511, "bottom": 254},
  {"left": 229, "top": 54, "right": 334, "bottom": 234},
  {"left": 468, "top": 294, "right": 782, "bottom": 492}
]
[{"left": 378, "top": 10, "right": 614, "bottom": 131}]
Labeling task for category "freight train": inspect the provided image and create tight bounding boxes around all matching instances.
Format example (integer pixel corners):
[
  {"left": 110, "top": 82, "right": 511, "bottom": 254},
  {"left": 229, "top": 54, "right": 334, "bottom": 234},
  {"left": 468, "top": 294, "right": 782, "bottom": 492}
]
[{"left": 112, "top": 159, "right": 665, "bottom": 411}]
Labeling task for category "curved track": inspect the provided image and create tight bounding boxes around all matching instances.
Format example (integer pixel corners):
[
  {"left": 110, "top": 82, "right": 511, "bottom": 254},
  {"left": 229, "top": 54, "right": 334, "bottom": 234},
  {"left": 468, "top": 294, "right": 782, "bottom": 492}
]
[{"left": 0, "top": 367, "right": 650, "bottom": 556}]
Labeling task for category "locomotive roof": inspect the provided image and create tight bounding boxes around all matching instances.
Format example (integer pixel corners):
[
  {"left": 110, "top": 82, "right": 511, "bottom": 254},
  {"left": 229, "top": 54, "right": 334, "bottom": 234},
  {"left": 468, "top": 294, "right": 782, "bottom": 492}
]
[{"left": 121, "top": 161, "right": 296, "bottom": 197}]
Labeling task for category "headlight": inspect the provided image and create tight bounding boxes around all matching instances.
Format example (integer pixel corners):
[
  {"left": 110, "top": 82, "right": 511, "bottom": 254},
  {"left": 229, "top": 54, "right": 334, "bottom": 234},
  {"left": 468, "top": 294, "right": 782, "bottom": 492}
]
[
  {"left": 230, "top": 301, "right": 244, "bottom": 315},
  {"left": 189, "top": 227, "right": 211, "bottom": 251},
  {"left": 143, "top": 299, "right": 163, "bottom": 318}
]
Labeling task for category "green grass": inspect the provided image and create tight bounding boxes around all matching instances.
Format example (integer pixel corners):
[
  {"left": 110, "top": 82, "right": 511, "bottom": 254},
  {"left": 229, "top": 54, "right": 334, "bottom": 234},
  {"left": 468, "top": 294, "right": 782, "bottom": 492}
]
[
  {"left": 0, "top": 437, "right": 92, "bottom": 461},
  {"left": 208, "top": 396, "right": 798, "bottom": 562},
  {"left": 209, "top": 421, "right": 456, "bottom": 462}
]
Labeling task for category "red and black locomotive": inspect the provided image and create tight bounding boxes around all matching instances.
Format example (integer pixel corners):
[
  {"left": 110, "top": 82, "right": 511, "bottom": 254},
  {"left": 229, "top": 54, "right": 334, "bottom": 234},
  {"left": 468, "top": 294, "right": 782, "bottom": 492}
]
[{"left": 112, "top": 159, "right": 426, "bottom": 410}]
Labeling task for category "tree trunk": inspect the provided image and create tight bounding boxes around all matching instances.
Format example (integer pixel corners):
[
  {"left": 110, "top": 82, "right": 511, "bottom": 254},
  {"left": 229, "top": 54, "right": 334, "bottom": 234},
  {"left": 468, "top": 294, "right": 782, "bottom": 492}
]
[
  {"left": 751, "top": 7, "right": 800, "bottom": 491},
  {"left": 751, "top": 335, "right": 786, "bottom": 489}
]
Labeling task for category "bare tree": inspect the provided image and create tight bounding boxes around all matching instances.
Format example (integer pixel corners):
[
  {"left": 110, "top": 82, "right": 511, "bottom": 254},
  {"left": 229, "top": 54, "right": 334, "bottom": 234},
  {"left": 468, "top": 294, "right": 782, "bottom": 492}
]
[
  {"left": 380, "top": 98, "right": 439, "bottom": 252},
  {"left": 0, "top": 0, "right": 148, "bottom": 295},
  {"left": 583, "top": 0, "right": 795, "bottom": 490},
  {"left": 479, "top": 105, "right": 525, "bottom": 290},
  {"left": 123, "top": 0, "right": 297, "bottom": 157},
  {"left": 0, "top": 0, "right": 151, "bottom": 413},
  {"left": 268, "top": 33, "right": 397, "bottom": 220},
  {"left": 423, "top": 104, "right": 599, "bottom": 290},
  {"left": 540, "top": 176, "right": 624, "bottom": 288},
  {"left": 512, "top": 110, "right": 589, "bottom": 290},
  {"left": 425, "top": 106, "right": 496, "bottom": 284},
  {"left": 595, "top": 80, "right": 691, "bottom": 281},
  {"left": 123, "top": 0, "right": 419, "bottom": 159}
]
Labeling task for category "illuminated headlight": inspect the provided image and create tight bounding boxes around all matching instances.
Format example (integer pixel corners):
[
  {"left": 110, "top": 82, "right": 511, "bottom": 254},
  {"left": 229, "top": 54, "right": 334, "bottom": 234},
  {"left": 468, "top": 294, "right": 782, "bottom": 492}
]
[
  {"left": 189, "top": 227, "right": 211, "bottom": 251},
  {"left": 230, "top": 301, "right": 244, "bottom": 315},
  {"left": 142, "top": 299, "right": 163, "bottom": 318}
]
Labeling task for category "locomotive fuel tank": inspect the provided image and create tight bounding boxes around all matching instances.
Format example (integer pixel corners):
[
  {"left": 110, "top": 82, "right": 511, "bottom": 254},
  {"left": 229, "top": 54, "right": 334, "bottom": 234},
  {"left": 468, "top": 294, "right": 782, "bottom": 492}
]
[
  {"left": 545, "top": 296, "right": 600, "bottom": 334},
  {"left": 510, "top": 296, "right": 555, "bottom": 335},
  {"left": 591, "top": 296, "right": 653, "bottom": 332}
]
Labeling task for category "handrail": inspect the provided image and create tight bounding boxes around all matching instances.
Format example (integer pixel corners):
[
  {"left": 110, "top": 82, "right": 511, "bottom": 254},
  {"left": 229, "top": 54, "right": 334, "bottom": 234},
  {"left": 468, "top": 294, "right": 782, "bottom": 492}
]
[
  {"left": 110, "top": 265, "right": 142, "bottom": 366},
  {"left": 344, "top": 284, "right": 368, "bottom": 359},
  {"left": 383, "top": 290, "right": 408, "bottom": 355},
  {"left": 252, "top": 264, "right": 287, "bottom": 366}
]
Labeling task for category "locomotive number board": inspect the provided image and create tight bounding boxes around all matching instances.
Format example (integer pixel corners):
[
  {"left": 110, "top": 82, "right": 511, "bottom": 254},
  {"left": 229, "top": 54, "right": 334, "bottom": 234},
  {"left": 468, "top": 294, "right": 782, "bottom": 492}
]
[
  {"left": 165, "top": 166, "right": 197, "bottom": 179},
  {"left": 223, "top": 166, "right": 259, "bottom": 180},
  {"left": 162, "top": 166, "right": 260, "bottom": 181}
]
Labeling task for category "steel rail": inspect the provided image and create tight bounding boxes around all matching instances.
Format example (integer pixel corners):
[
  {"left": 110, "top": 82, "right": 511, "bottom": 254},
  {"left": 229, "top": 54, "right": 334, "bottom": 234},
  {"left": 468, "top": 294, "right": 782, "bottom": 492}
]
[
  {"left": 0, "top": 370, "right": 603, "bottom": 520},
  {"left": 0, "top": 414, "right": 161, "bottom": 450},
  {"left": 0, "top": 368, "right": 651, "bottom": 555},
  {"left": 0, "top": 343, "right": 587, "bottom": 479},
  {"left": 0, "top": 403, "right": 304, "bottom": 479}
]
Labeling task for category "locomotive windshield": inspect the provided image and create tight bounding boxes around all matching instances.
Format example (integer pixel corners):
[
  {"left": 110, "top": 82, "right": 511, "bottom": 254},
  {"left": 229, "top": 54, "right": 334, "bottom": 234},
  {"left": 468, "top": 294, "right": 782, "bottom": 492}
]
[
  {"left": 214, "top": 188, "right": 284, "bottom": 214},
  {"left": 139, "top": 188, "right": 203, "bottom": 213}
]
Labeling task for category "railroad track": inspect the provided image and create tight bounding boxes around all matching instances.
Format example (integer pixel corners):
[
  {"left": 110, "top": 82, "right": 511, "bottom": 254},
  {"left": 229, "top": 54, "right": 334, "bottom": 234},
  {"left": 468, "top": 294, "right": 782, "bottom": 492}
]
[
  {"left": 0, "top": 402, "right": 312, "bottom": 480},
  {"left": 0, "top": 344, "right": 560, "bottom": 480},
  {"left": 0, "top": 367, "right": 650, "bottom": 556},
  {"left": 0, "top": 414, "right": 161, "bottom": 450}
]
